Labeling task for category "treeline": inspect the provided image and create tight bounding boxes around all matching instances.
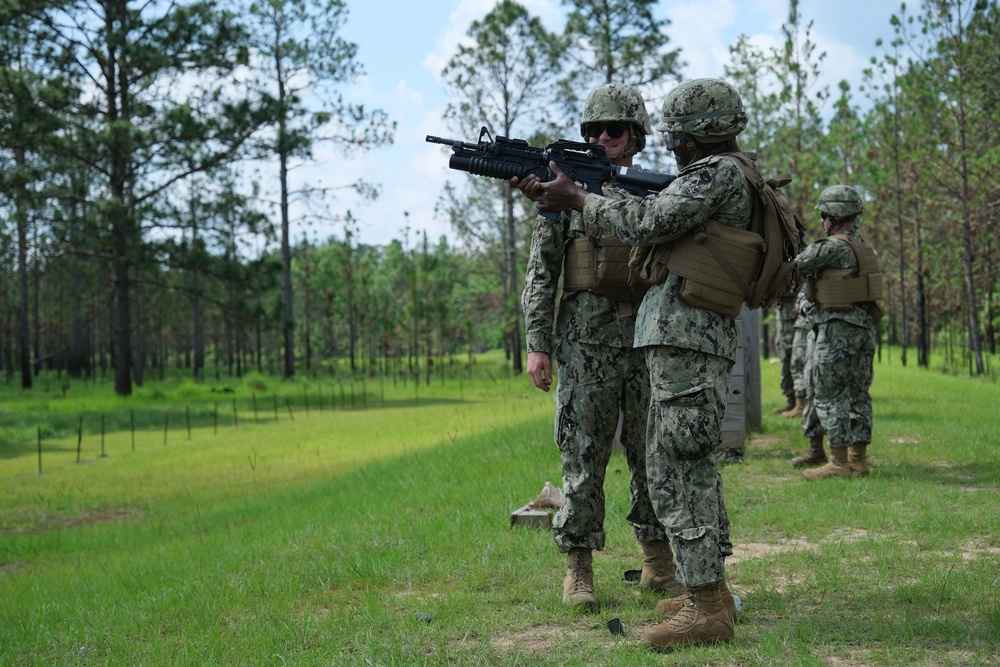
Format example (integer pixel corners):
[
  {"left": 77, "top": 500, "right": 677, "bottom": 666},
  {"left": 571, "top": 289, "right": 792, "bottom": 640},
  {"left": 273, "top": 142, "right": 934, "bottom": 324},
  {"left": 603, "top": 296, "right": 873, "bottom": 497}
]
[{"left": 2, "top": 0, "right": 999, "bottom": 398}]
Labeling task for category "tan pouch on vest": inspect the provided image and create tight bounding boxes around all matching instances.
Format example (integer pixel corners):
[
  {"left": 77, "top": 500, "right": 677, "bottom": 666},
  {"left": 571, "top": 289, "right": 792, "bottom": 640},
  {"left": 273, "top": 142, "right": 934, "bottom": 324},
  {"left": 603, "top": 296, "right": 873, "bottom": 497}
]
[
  {"left": 564, "top": 235, "right": 648, "bottom": 303},
  {"left": 662, "top": 220, "right": 763, "bottom": 317},
  {"left": 813, "top": 235, "right": 884, "bottom": 312}
]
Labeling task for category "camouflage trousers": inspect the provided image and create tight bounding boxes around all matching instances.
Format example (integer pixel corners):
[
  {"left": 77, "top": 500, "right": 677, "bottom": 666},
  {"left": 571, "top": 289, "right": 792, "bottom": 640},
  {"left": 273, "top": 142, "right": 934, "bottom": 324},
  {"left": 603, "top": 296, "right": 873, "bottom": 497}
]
[
  {"left": 775, "top": 300, "right": 797, "bottom": 400},
  {"left": 800, "top": 327, "right": 824, "bottom": 438},
  {"left": 645, "top": 346, "right": 733, "bottom": 589},
  {"left": 809, "top": 320, "right": 876, "bottom": 447},
  {"left": 789, "top": 323, "right": 810, "bottom": 398},
  {"left": 551, "top": 339, "right": 665, "bottom": 552}
]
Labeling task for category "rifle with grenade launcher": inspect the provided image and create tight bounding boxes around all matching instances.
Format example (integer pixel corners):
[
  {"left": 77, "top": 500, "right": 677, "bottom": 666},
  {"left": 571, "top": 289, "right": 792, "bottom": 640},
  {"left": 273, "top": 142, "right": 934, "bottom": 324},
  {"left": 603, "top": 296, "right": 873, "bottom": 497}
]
[{"left": 426, "top": 127, "right": 675, "bottom": 220}]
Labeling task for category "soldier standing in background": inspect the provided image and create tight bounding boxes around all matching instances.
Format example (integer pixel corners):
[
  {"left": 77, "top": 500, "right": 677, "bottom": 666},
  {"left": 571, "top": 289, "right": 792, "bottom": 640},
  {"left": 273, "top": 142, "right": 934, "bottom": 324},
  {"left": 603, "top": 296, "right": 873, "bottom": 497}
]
[
  {"left": 521, "top": 83, "right": 683, "bottom": 611},
  {"left": 795, "top": 185, "right": 883, "bottom": 480}
]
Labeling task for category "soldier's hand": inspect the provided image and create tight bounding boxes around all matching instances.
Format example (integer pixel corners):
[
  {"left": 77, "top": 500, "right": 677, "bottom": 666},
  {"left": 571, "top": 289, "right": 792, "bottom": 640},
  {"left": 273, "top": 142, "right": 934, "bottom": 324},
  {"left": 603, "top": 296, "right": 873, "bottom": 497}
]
[
  {"left": 511, "top": 173, "right": 544, "bottom": 201},
  {"left": 534, "top": 162, "right": 588, "bottom": 213},
  {"left": 527, "top": 351, "right": 553, "bottom": 392}
]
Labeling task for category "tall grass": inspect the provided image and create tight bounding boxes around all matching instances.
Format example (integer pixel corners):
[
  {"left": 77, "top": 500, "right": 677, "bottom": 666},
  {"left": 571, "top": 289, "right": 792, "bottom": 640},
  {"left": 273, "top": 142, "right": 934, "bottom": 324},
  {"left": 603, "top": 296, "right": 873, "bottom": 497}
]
[{"left": 1, "top": 352, "right": 998, "bottom": 666}]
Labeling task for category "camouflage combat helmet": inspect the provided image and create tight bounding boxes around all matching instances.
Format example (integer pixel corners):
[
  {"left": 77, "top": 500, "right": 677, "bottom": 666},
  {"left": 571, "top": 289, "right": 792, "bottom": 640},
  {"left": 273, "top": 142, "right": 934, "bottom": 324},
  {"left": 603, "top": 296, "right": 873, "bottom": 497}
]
[
  {"left": 656, "top": 78, "right": 748, "bottom": 142},
  {"left": 580, "top": 83, "right": 651, "bottom": 151},
  {"left": 816, "top": 185, "right": 863, "bottom": 219}
]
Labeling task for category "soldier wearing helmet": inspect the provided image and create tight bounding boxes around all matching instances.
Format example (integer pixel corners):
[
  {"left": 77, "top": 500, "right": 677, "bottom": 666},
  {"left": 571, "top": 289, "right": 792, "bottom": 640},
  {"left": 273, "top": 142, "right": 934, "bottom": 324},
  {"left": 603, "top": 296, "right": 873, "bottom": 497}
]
[
  {"left": 793, "top": 185, "right": 883, "bottom": 481},
  {"left": 520, "top": 83, "right": 680, "bottom": 613},
  {"left": 579, "top": 82, "right": 652, "bottom": 160},
  {"left": 515, "top": 78, "right": 754, "bottom": 650}
]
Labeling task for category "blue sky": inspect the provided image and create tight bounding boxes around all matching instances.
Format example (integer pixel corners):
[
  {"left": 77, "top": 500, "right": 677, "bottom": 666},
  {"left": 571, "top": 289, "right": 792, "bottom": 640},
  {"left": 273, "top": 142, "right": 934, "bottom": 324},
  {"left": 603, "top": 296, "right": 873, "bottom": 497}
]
[{"left": 300, "top": 0, "right": 903, "bottom": 248}]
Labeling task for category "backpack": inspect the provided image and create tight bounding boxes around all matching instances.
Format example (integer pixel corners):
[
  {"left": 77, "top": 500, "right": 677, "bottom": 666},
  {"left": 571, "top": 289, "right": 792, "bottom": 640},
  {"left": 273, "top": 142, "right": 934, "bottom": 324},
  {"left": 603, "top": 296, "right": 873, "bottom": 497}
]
[{"left": 629, "top": 153, "right": 803, "bottom": 317}]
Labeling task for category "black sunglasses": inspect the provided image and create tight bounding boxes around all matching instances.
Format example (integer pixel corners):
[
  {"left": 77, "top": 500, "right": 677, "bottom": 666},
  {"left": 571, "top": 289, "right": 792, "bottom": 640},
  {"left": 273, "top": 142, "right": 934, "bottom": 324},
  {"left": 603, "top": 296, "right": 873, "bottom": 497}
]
[{"left": 583, "top": 121, "right": 628, "bottom": 139}]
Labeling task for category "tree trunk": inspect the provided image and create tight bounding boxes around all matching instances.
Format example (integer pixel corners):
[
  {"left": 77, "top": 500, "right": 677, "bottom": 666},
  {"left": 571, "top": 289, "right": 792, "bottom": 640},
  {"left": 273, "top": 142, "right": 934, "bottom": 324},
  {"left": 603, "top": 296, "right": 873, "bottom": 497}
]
[
  {"left": 15, "top": 148, "right": 31, "bottom": 390},
  {"left": 130, "top": 265, "right": 144, "bottom": 387}
]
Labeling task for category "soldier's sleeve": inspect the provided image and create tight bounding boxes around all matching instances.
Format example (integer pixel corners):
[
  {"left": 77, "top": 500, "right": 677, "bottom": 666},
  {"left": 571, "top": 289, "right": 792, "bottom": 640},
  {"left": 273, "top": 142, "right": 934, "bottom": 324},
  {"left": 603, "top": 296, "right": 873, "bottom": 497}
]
[
  {"left": 582, "top": 160, "right": 740, "bottom": 246},
  {"left": 795, "top": 282, "right": 814, "bottom": 313},
  {"left": 521, "top": 213, "right": 566, "bottom": 355},
  {"left": 794, "top": 238, "right": 834, "bottom": 274}
]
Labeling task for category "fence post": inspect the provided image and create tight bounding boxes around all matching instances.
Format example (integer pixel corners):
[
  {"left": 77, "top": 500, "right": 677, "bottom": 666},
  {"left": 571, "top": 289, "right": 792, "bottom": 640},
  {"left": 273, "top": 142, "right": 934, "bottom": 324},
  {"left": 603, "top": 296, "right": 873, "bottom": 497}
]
[{"left": 37, "top": 427, "right": 42, "bottom": 474}]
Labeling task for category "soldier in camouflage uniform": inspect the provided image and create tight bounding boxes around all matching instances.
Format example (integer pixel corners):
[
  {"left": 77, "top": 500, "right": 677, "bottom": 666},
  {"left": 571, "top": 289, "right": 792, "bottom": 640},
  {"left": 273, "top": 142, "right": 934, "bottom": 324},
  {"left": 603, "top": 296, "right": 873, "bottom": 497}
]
[
  {"left": 516, "top": 78, "right": 751, "bottom": 650},
  {"left": 794, "top": 185, "right": 882, "bottom": 480},
  {"left": 521, "top": 83, "right": 682, "bottom": 611}
]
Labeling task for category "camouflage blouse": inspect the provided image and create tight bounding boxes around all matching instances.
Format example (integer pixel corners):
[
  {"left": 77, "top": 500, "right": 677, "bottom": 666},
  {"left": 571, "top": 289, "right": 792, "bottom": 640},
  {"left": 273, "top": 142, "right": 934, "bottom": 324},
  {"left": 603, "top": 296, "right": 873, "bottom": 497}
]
[{"left": 581, "top": 154, "right": 753, "bottom": 361}]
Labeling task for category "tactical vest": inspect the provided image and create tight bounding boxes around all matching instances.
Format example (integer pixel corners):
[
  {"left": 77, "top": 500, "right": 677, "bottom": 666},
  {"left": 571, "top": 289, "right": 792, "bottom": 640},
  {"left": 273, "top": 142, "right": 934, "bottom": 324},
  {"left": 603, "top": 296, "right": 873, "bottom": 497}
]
[
  {"left": 563, "top": 227, "right": 649, "bottom": 304},
  {"left": 811, "top": 234, "right": 883, "bottom": 311},
  {"left": 628, "top": 153, "right": 800, "bottom": 318}
]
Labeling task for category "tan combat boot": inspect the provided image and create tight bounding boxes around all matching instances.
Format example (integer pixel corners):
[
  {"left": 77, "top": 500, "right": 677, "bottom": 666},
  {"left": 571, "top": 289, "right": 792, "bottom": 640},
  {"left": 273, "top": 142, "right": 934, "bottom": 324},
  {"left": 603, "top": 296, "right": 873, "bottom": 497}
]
[
  {"left": 772, "top": 396, "right": 795, "bottom": 414},
  {"left": 791, "top": 435, "right": 827, "bottom": 468},
  {"left": 657, "top": 579, "right": 737, "bottom": 619},
  {"left": 641, "top": 581, "right": 735, "bottom": 650},
  {"left": 848, "top": 443, "right": 869, "bottom": 476},
  {"left": 638, "top": 540, "right": 685, "bottom": 595},
  {"left": 562, "top": 548, "right": 597, "bottom": 609},
  {"left": 780, "top": 396, "right": 805, "bottom": 418},
  {"left": 803, "top": 446, "right": 852, "bottom": 480}
]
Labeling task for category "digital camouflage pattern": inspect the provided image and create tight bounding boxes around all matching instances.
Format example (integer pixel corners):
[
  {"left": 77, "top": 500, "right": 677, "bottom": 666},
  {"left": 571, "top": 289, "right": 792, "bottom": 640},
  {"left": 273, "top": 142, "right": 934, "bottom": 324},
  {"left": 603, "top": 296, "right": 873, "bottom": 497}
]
[
  {"left": 808, "top": 320, "right": 875, "bottom": 446},
  {"left": 795, "top": 230, "right": 880, "bottom": 447},
  {"left": 522, "top": 181, "right": 666, "bottom": 553},
  {"left": 582, "top": 154, "right": 753, "bottom": 360},
  {"left": 645, "top": 347, "right": 734, "bottom": 588},
  {"left": 552, "top": 338, "right": 664, "bottom": 550},
  {"left": 795, "top": 230, "right": 877, "bottom": 329},
  {"left": 790, "top": 286, "right": 816, "bottom": 400},
  {"left": 580, "top": 83, "right": 651, "bottom": 141},
  {"left": 816, "top": 185, "right": 864, "bottom": 219},
  {"left": 800, "top": 327, "right": 824, "bottom": 439},
  {"left": 656, "top": 78, "right": 748, "bottom": 139},
  {"left": 774, "top": 296, "right": 797, "bottom": 402},
  {"left": 583, "top": 150, "right": 752, "bottom": 589}
]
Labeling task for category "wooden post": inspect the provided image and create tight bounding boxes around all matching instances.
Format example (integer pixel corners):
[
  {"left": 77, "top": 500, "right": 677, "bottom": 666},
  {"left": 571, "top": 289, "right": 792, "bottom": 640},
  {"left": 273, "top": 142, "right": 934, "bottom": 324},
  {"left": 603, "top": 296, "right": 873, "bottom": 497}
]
[{"left": 76, "top": 416, "right": 83, "bottom": 463}]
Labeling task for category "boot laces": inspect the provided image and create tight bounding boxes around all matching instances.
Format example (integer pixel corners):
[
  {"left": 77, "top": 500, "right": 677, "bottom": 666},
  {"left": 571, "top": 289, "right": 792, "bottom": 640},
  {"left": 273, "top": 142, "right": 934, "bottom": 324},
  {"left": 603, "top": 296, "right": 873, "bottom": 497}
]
[
  {"left": 666, "top": 594, "right": 700, "bottom": 630},
  {"left": 569, "top": 559, "right": 589, "bottom": 592}
]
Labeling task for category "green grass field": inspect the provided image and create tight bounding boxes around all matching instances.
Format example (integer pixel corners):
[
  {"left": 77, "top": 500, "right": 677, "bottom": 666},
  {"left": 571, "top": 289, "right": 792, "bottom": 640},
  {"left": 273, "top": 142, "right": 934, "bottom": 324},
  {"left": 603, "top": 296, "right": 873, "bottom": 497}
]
[{"left": 1, "top": 353, "right": 998, "bottom": 666}]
